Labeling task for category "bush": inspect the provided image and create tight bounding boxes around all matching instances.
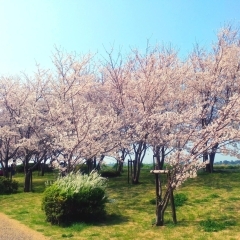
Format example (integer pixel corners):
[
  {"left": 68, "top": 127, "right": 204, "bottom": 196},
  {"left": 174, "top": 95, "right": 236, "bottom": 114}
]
[
  {"left": 16, "top": 163, "right": 53, "bottom": 173},
  {"left": 74, "top": 164, "right": 88, "bottom": 174},
  {"left": 42, "top": 171, "right": 108, "bottom": 225},
  {"left": 100, "top": 170, "right": 121, "bottom": 178},
  {"left": 174, "top": 193, "right": 187, "bottom": 207},
  {"left": 0, "top": 177, "right": 19, "bottom": 194}
]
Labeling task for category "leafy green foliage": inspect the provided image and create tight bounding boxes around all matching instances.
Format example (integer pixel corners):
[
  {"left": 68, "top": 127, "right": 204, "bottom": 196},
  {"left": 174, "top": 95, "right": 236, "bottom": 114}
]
[
  {"left": 100, "top": 170, "right": 121, "bottom": 178},
  {"left": 16, "top": 163, "right": 53, "bottom": 173},
  {"left": 0, "top": 176, "right": 18, "bottom": 194},
  {"left": 74, "top": 164, "right": 88, "bottom": 174},
  {"left": 174, "top": 193, "right": 187, "bottom": 207},
  {"left": 42, "top": 171, "right": 108, "bottom": 225}
]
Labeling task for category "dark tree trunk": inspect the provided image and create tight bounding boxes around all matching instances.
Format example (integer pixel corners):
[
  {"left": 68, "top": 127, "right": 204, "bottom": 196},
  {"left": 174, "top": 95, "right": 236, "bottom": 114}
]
[
  {"left": 39, "top": 155, "right": 48, "bottom": 176},
  {"left": 153, "top": 146, "right": 165, "bottom": 170},
  {"left": 93, "top": 157, "right": 97, "bottom": 169},
  {"left": 117, "top": 161, "right": 123, "bottom": 173},
  {"left": 156, "top": 204, "right": 165, "bottom": 226},
  {"left": 132, "top": 160, "right": 138, "bottom": 184},
  {"left": 0, "top": 147, "right": 19, "bottom": 179},
  {"left": 23, "top": 152, "right": 38, "bottom": 192},
  {"left": 132, "top": 141, "right": 147, "bottom": 184},
  {"left": 117, "top": 149, "right": 127, "bottom": 173},
  {"left": 24, "top": 169, "right": 32, "bottom": 192},
  {"left": 40, "top": 162, "right": 45, "bottom": 176},
  {"left": 96, "top": 155, "right": 104, "bottom": 171},
  {"left": 87, "top": 159, "right": 93, "bottom": 175},
  {"left": 156, "top": 188, "right": 170, "bottom": 226},
  {"left": 160, "top": 146, "right": 165, "bottom": 170},
  {"left": 134, "top": 160, "right": 141, "bottom": 184},
  {"left": 206, "top": 143, "right": 218, "bottom": 173},
  {"left": 153, "top": 169, "right": 176, "bottom": 226}
]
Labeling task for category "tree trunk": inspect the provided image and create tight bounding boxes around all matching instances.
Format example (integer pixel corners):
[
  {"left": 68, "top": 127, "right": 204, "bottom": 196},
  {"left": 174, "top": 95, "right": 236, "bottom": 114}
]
[
  {"left": 160, "top": 146, "right": 165, "bottom": 170},
  {"left": 93, "top": 157, "right": 97, "bottom": 169},
  {"left": 87, "top": 159, "right": 93, "bottom": 175},
  {"left": 135, "top": 160, "right": 141, "bottom": 183},
  {"left": 96, "top": 155, "right": 104, "bottom": 171},
  {"left": 40, "top": 163, "right": 45, "bottom": 176},
  {"left": 156, "top": 204, "right": 165, "bottom": 226},
  {"left": 155, "top": 189, "right": 170, "bottom": 226},
  {"left": 40, "top": 155, "right": 48, "bottom": 176},
  {"left": 206, "top": 143, "right": 218, "bottom": 173},
  {"left": 117, "top": 161, "right": 123, "bottom": 172},
  {"left": 24, "top": 170, "right": 32, "bottom": 192},
  {"left": 132, "top": 141, "right": 147, "bottom": 184},
  {"left": 153, "top": 146, "right": 165, "bottom": 170},
  {"left": 132, "top": 160, "right": 139, "bottom": 184}
]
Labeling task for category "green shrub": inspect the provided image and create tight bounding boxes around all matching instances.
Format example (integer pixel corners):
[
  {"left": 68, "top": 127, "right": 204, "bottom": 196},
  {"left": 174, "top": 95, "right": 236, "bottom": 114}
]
[
  {"left": 0, "top": 177, "right": 19, "bottom": 194},
  {"left": 100, "top": 170, "right": 121, "bottom": 178},
  {"left": 15, "top": 164, "right": 25, "bottom": 173},
  {"left": 174, "top": 193, "right": 187, "bottom": 207},
  {"left": 16, "top": 163, "right": 53, "bottom": 173},
  {"left": 42, "top": 171, "right": 108, "bottom": 225},
  {"left": 74, "top": 164, "right": 88, "bottom": 174}
]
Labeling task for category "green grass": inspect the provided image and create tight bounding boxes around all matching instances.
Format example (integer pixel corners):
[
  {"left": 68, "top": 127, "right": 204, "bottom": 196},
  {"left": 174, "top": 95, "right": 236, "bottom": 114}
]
[{"left": 0, "top": 166, "right": 240, "bottom": 239}]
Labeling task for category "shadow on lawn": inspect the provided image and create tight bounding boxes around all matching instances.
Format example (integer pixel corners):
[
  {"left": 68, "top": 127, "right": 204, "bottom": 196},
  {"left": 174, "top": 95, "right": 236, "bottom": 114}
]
[
  {"left": 97, "top": 213, "right": 130, "bottom": 226},
  {"left": 62, "top": 213, "right": 129, "bottom": 228}
]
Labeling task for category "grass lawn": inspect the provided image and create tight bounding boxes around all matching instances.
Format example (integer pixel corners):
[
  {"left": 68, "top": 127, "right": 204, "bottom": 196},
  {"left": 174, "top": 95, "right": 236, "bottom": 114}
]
[{"left": 0, "top": 165, "right": 240, "bottom": 240}]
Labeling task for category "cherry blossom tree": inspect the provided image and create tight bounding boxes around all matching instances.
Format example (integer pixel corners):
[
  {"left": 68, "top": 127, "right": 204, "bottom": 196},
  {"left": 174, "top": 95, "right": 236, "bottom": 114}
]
[
  {"left": 0, "top": 78, "right": 21, "bottom": 177},
  {"left": 44, "top": 49, "right": 122, "bottom": 175},
  {"left": 188, "top": 25, "right": 240, "bottom": 172},
  {"left": 150, "top": 26, "right": 240, "bottom": 225}
]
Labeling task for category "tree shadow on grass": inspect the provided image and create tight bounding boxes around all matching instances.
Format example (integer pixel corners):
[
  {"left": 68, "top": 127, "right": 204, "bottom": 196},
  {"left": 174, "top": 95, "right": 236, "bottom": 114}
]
[
  {"left": 93, "top": 213, "right": 130, "bottom": 226},
  {"left": 61, "top": 213, "right": 129, "bottom": 228}
]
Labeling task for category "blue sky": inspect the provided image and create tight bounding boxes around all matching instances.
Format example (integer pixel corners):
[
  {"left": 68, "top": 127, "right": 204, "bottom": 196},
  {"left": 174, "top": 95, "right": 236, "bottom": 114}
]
[
  {"left": 0, "top": 0, "right": 239, "bottom": 162},
  {"left": 1, "top": 0, "right": 240, "bottom": 76}
]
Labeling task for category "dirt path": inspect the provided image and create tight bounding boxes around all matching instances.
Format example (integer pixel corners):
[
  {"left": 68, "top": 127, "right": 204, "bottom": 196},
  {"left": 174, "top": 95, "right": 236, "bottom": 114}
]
[{"left": 0, "top": 212, "right": 49, "bottom": 240}]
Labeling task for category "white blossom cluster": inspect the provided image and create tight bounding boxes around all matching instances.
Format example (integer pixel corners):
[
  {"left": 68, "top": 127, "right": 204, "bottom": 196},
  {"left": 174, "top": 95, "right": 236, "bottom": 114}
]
[{"left": 54, "top": 171, "right": 108, "bottom": 193}]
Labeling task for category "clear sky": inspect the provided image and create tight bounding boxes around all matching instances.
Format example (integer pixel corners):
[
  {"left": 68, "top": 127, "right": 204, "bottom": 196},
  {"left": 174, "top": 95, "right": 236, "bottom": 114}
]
[
  {"left": 0, "top": 0, "right": 239, "bottom": 162},
  {"left": 1, "top": 0, "right": 240, "bottom": 76}
]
